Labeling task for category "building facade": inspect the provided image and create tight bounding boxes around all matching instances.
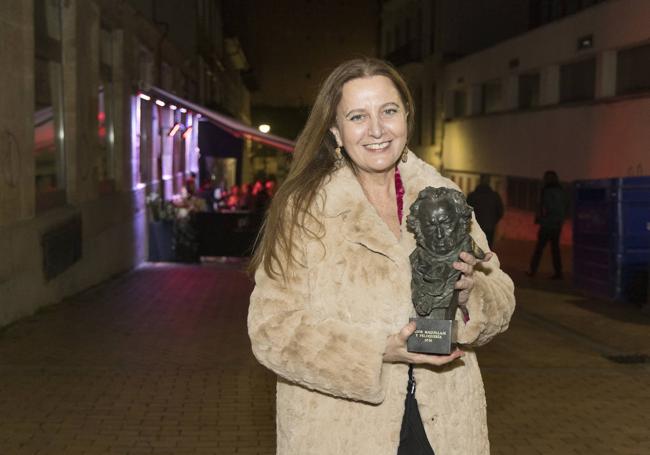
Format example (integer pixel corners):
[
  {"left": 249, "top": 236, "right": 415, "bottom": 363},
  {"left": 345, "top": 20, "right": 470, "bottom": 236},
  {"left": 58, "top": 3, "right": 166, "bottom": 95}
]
[
  {"left": 380, "top": 0, "right": 530, "bottom": 168},
  {"left": 0, "top": 0, "right": 251, "bottom": 327},
  {"left": 442, "top": 0, "right": 649, "bottom": 201},
  {"left": 381, "top": 0, "right": 648, "bottom": 243}
]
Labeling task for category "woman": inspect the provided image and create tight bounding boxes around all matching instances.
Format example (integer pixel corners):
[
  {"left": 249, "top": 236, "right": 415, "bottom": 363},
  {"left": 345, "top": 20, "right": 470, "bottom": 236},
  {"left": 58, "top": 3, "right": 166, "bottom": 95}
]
[{"left": 248, "top": 58, "right": 515, "bottom": 454}]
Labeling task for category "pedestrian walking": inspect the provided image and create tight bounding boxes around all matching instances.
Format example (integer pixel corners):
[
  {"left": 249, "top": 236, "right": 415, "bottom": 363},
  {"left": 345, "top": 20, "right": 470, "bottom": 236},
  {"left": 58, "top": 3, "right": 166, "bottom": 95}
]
[
  {"left": 467, "top": 174, "right": 504, "bottom": 249},
  {"left": 527, "top": 170, "right": 568, "bottom": 279},
  {"left": 247, "top": 58, "right": 515, "bottom": 455}
]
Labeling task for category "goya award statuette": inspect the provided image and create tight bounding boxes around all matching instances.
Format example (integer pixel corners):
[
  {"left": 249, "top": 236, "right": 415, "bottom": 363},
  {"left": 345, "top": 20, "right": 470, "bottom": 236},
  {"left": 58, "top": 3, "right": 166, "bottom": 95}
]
[{"left": 405, "top": 187, "right": 485, "bottom": 355}]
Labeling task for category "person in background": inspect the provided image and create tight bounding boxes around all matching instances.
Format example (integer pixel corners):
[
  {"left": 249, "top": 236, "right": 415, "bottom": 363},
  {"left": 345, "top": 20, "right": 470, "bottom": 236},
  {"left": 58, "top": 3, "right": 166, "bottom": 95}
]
[
  {"left": 252, "top": 180, "right": 264, "bottom": 197},
  {"left": 527, "top": 170, "right": 568, "bottom": 279},
  {"left": 185, "top": 172, "right": 197, "bottom": 195},
  {"left": 226, "top": 184, "right": 240, "bottom": 210},
  {"left": 238, "top": 183, "right": 254, "bottom": 210},
  {"left": 252, "top": 182, "right": 271, "bottom": 213},
  {"left": 467, "top": 174, "right": 504, "bottom": 249},
  {"left": 264, "top": 178, "right": 276, "bottom": 197}
]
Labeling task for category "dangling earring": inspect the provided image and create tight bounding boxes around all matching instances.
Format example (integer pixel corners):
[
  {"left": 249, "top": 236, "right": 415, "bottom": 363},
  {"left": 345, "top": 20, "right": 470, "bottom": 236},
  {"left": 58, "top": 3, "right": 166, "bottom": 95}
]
[
  {"left": 400, "top": 147, "right": 408, "bottom": 163},
  {"left": 334, "top": 146, "right": 344, "bottom": 165}
]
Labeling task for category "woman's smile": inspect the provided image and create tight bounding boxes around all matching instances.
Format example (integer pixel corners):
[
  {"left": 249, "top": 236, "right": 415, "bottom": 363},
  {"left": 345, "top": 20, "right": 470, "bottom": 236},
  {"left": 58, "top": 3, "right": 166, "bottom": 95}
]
[{"left": 364, "top": 140, "right": 391, "bottom": 151}]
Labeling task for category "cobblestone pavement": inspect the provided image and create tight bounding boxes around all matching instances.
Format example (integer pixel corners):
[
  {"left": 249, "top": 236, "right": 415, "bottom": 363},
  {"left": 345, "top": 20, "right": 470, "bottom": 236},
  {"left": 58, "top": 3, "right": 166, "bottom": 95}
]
[
  {"left": 0, "top": 263, "right": 274, "bottom": 455},
  {"left": 0, "top": 254, "right": 648, "bottom": 454}
]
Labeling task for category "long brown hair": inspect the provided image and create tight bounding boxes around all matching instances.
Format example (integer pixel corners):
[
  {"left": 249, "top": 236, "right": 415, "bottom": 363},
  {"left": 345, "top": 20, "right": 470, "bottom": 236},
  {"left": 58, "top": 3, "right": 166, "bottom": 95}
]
[{"left": 249, "top": 58, "right": 415, "bottom": 281}]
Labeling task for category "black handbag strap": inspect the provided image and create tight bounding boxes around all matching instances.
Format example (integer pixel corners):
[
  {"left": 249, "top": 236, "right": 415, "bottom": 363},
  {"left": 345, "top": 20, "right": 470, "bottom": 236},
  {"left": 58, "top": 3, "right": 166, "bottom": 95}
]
[{"left": 407, "top": 364, "right": 416, "bottom": 395}]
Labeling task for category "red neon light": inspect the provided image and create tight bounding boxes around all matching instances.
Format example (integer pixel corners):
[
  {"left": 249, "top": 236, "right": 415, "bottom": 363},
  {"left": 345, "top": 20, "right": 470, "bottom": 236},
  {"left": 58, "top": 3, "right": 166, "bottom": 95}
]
[{"left": 182, "top": 126, "right": 193, "bottom": 140}]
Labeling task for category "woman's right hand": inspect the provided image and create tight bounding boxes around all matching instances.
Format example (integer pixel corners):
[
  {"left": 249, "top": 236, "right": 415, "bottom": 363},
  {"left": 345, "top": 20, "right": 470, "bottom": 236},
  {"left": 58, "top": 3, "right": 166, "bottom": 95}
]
[{"left": 382, "top": 321, "right": 464, "bottom": 366}]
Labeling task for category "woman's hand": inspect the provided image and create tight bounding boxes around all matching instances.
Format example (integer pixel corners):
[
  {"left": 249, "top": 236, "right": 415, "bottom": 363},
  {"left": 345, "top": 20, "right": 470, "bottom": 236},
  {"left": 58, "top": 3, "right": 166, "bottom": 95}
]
[
  {"left": 383, "top": 322, "right": 464, "bottom": 366},
  {"left": 453, "top": 251, "right": 494, "bottom": 307}
]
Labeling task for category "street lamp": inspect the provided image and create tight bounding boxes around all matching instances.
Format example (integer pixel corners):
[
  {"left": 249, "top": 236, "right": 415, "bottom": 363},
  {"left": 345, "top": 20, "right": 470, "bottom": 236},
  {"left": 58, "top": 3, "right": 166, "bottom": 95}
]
[{"left": 258, "top": 124, "right": 271, "bottom": 133}]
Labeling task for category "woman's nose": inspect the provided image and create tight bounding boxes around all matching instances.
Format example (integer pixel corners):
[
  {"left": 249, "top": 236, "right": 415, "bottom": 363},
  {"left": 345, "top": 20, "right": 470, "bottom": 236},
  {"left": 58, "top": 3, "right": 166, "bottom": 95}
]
[{"left": 368, "top": 116, "right": 384, "bottom": 138}]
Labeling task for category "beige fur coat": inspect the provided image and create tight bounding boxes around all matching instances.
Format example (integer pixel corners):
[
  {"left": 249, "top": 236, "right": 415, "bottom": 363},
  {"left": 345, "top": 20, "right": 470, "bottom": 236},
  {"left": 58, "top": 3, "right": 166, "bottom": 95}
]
[{"left": 248, "top": 152, "right": 516, "bottom": 454}]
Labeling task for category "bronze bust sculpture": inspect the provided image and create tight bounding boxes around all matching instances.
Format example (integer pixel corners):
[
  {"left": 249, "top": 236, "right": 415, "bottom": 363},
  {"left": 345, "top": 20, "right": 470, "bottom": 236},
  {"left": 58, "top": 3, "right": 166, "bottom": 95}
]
[{"left": 405, "top": 186, "right": 485, "bottom": 354}]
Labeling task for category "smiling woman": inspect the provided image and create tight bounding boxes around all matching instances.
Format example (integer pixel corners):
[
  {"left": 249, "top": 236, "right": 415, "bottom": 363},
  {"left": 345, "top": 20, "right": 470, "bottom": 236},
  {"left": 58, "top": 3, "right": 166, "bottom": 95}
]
[
  {"left": 330, "top": 76, "right": 408, "bottom": 176},
  {"left": 247, "top": 58, "right": 515, "bottom": 455},
  {"left": 330, "top": 75, "right": 410, "bottom": 238}
]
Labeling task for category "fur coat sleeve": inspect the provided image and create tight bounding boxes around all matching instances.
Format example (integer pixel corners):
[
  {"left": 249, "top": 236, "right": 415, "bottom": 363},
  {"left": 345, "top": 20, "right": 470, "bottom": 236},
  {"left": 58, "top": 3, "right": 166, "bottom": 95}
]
[
  {"left": 248, "top": 241, "right": 390, "bottom": 404},
  {"left": 456, "top": 219, "right": 516, "bottom": 346}
]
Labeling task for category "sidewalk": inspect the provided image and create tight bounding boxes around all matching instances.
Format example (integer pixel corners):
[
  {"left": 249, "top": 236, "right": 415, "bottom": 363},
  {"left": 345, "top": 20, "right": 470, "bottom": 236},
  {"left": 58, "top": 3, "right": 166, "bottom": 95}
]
[
  {"left": 0, "top": 250, "right": 647, "bottom": 454},
  {"left": 0, "top": 263, "right": 274, "bottom": 455},
  {"left": 485, "top": 237, "right": 650, "bottom": 455},
  {"left": 494, "top": 237, "right": 650, "bottom": 358}
]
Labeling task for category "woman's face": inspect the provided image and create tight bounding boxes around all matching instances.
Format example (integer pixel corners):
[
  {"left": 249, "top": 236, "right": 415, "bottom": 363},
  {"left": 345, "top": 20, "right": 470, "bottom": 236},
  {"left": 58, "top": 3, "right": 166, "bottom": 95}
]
[{"left": 330, "top": 75, "right": 408, "bottom": 176}]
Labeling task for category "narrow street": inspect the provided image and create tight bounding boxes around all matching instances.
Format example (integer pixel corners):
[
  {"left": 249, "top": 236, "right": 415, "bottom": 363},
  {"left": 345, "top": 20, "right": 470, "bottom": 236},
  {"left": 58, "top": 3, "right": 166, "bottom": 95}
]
[{"left": 0, "top": 256, "right": 648, "bottom": 454}]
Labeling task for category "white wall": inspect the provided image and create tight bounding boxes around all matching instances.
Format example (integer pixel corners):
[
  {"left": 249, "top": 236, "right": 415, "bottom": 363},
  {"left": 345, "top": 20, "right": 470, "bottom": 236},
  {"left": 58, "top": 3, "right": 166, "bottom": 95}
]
[
  {"left": 444, "top": 96, "right": 650, "bottom": 181},
  {"left": 440, "top": 0, "right": 650, "bottom": 181},
  {"left": 443, "top": 0, "right": 650, "bottom": 88}
]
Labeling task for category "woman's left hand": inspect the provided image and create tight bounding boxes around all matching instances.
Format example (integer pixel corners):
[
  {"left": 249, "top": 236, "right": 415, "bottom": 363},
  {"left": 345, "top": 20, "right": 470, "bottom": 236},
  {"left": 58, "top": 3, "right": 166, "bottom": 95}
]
[{"left": 453, "top": 251, "right": 493, "bottom": 307}]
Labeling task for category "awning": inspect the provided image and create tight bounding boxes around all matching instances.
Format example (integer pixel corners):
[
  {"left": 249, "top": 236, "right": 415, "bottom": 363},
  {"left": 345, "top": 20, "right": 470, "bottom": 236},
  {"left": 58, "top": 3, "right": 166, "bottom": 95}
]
[{"left": 144, "top": 87, "right": 295, "bottom": 153}]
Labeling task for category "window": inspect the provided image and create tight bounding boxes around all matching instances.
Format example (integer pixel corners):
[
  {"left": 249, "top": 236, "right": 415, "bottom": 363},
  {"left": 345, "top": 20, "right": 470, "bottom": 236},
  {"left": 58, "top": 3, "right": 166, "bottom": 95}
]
[
  {"left": 98, "top": 26, "right": 114, "bottom": 184},
  {"left": 560, "top": 58, "right": 596, "bottom": 103},
  {"left": 506, "top": 176, "right": 542, "bottom": 211},
  {"left": 617, "top": 43, "right": 650, "bottom": 96},
  {"left": 137, "top": 46, "right": 154, "bottom": 186},
  {"left": 138, "top": 45, "right": 154, "bottom": 88},
  {"left": 34, "top": 0, "right": 65, "bottom": 211},
  {"left": 161, "top": 108, "right": 173, "bottom": 182},
  {"left": 529, "top": 0, "right": 606, "bottom": 28},
  {"left": 151, "top": 102, "right": 162, "bottom": 183},
  {"left": 139, "top": 97, "right": 153, "bottom": 184},
  {"left": 519, "top": 72, "right": 541, "bottom": 109},
  {"left": 481, "top": 80, "right": 502, "bottom": 113},
  {"left": 172, "top": 110, "right": 185, "bottom": 193},
  {"left": 452, "top": 90, "right": 467, "bottom": 118}
]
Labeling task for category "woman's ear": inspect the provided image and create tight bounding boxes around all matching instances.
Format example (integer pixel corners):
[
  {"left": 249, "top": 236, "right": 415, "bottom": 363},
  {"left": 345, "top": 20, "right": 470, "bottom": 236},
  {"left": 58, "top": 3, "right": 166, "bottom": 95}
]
[{"left": 329, "top": 126, "right": 342, "bottom": 147}]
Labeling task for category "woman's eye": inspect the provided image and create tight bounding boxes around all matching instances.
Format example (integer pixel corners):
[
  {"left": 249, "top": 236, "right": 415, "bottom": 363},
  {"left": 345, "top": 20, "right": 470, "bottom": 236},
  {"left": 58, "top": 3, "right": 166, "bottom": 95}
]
[
  {"left": 348, "top": 114, "right": 366, "bottom": 122},
  {"left": 383, "top": 108, "right": 399, "bottom": 116}
]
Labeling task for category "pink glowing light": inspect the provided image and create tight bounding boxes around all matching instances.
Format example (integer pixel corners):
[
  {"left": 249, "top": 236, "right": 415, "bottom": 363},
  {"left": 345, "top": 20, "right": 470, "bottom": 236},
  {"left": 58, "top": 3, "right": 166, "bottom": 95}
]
[{"left": 168, "top": 123, "right": 181, "bottom": 137}]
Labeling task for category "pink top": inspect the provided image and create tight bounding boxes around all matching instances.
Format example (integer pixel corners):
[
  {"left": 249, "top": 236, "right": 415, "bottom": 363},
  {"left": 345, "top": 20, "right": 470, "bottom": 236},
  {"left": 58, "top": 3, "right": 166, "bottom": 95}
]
[{"left": 395, "top": 167, "right": 405, "bottom": 224}]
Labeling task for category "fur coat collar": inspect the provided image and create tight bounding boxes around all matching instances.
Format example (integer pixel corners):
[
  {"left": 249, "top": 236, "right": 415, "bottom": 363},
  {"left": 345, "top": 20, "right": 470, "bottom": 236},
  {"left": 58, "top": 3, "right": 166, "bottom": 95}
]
[{"left": 319, "top": 150, "right": 456, "bottom": 262}]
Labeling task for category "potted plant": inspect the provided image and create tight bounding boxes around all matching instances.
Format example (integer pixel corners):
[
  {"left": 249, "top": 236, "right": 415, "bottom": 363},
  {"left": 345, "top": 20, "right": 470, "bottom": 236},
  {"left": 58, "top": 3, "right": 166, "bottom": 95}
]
[{"left": 146, "top": 193, "right": 176, "bottom": 262}]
